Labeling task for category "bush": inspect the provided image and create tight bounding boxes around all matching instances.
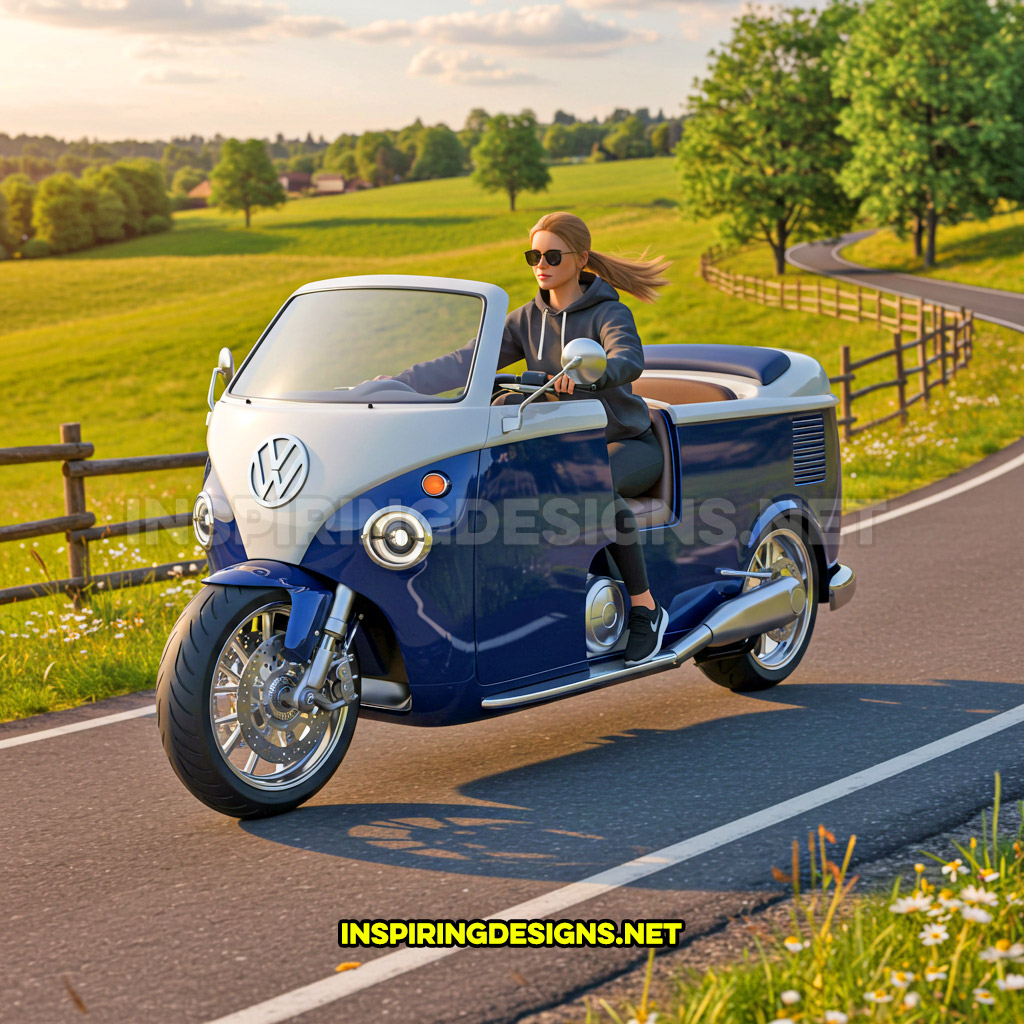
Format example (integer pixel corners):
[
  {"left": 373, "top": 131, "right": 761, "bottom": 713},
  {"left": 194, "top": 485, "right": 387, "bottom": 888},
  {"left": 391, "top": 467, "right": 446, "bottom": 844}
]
[
  {"left": 144, "top": 214, "right": 171, "bottom": 234},
  {"left": 20, "top": 238, "right": 51, "bottom": 259}
]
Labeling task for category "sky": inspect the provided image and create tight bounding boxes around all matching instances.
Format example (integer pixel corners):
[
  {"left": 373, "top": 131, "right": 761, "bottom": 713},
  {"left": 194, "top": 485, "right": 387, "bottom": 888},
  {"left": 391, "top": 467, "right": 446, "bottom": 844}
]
[{"left": 0, "top": 0, "right": 794, "bottom": 141}]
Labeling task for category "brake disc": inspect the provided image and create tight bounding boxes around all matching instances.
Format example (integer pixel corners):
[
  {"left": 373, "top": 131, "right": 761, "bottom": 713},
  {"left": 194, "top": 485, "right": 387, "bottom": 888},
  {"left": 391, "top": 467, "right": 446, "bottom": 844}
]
[
  {"left": 236, "top": 635, "right": 329, "bottom": 764},
  {"left": 767, "top": 556, "right": 802, "bottom": 642}
]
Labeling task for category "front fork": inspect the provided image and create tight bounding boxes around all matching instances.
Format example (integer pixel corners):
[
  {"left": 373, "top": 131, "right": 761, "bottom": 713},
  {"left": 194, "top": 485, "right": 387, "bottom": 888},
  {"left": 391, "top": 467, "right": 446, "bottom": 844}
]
[{"left": 280, "top": 584, "right": 359, "bottom": 713}]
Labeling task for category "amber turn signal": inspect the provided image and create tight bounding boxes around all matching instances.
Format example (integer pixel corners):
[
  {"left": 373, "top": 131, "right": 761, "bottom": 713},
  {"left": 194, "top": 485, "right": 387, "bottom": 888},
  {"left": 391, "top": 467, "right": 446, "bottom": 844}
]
[{"left": 421, "top": 472, "right": 451, "bottom": 497}]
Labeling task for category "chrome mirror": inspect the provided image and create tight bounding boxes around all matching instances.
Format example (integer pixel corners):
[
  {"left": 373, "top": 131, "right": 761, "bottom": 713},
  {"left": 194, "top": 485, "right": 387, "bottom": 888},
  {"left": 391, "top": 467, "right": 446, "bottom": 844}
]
[
  {"left": 561, "top": 338, "right": 606, "bottom": 385},
  {"left": 218, "top": 347, "right": 235, "bottom": 381}
]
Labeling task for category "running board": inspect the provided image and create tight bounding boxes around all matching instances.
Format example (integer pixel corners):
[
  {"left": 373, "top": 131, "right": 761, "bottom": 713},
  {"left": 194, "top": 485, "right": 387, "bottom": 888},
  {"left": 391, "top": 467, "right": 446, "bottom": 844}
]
[{"left": 481, "top": 576, "right": 805, "bottom": 710}]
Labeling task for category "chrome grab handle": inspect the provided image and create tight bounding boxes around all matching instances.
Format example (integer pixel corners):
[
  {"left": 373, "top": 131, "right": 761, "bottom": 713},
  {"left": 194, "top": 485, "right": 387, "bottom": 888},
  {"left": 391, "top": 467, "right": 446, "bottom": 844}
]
[{"left": 502, "top": 356, "right": 582, "bottom": 434}]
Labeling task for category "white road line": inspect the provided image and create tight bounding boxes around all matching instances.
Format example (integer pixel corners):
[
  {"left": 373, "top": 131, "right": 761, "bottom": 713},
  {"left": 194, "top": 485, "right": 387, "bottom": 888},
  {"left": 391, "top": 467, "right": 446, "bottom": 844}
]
[
  {"left": 0, "top": 704, "right": 155, "bottom": 750},
  {"left": 204, "top": 701, "right": 1024, "bottom": 1024},
  {"left": 841, "top": 450, "right": 1024, "bottom": 536}
]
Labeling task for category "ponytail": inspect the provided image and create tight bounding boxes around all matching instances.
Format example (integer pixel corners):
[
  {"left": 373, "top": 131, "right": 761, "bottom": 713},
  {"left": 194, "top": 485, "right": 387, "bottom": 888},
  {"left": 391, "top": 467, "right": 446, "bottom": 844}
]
[{"left": 529, "top": 211, "right": 671, "bottom": 304}]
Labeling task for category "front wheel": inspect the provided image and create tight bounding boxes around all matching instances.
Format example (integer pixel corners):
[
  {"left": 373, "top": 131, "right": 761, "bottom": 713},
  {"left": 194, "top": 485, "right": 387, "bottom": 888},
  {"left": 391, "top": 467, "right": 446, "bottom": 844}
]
[
  {"left": 156, "top": 584, "right": 359, "bottom": 818},
  {"left": 696, "top": 518, "right": 819, "bottom": 692}
]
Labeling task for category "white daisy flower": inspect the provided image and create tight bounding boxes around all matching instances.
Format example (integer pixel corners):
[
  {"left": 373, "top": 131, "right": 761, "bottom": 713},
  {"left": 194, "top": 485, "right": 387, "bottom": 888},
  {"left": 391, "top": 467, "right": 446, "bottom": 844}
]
[
  {"left": 780, "top": 990, "right": 800, "bottom": 1005},
  {"left": 903, "top": 992, "right": 920, "bottom": 1008},
  {"left": 978, "top": 869, "right": 1000, "bottom": 883},
  {"left": 980, "top": 940, "right": 1024, "bottom": 962},
  {"left": 824, "top": 1013, "right": 848, "bottom": 1024},
  {"left": 925, "top": 967, "right": 948, "bottom": 982},
  {"left": 942, "top": 859, "right": 968, "bottom": 882},
  {"left": 962, "top": 905, "right": 993, "bottom": 924},
  {"left": 890, "top": 971, "right": 915, "bottom": 988},
  {"left": 961, "top": 885, "right": 999, "bottom": 907},
  {"left": 973, "top": 988, "right": 995, "bottom": 1005},
  {"left": 997, "top": 974, "right": 1024, "bottom": 991},
  {"left": 920, "top": 924, "right": 950, "bottom": 946},
  {"left": 890, "top": 894, "right": 932, "bottom": 914},
  {"left": 783, "top": 936, "right": 808, "bottom": 953},
  {"left": 864, "top": 990, "right": 893, "bottom": 1004}
]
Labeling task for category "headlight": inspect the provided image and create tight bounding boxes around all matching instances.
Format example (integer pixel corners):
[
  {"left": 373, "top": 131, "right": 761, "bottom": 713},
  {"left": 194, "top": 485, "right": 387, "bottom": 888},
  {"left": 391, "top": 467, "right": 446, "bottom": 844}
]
[
  {"left": 361, "top": 507, "right": 432, "bottom": 570},
  {"left": 192, "top": 490, "right": 215, "bottom": 549}
]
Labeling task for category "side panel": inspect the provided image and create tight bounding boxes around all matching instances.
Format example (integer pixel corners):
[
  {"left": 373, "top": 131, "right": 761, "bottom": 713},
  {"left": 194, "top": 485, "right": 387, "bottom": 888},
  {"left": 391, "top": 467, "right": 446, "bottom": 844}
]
[{"left": 474, "top": 428, "right": 616, "bottom": 686}]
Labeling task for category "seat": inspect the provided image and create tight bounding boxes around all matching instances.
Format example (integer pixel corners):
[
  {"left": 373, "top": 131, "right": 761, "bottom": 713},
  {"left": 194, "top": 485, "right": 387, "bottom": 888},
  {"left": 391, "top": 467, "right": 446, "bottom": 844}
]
[
  {"left": 631, "top": 375, "right": 736, "bottom": 405},
  {"left": 624, "top": 406, "right": 674, "bottom": 528}
]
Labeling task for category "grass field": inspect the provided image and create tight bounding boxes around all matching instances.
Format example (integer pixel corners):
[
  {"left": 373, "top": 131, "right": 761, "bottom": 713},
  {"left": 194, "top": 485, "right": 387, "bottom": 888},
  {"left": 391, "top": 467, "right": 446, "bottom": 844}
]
[{"left": 1, "top": 158, "right": 1022, "bottom": 720}]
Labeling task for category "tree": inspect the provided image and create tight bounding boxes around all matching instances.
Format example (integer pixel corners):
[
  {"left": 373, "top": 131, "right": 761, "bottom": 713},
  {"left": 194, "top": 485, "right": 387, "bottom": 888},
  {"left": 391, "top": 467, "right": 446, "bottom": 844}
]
[
  {"left": 459, "top": 107, "right": 490, "bottom": 157},
  {"left": 81, "top": 180, "right": 127, "bottom": 242},
  {"left": 552, "top": 109, "right": 577, "bottom": 126},
  {"left": 171, "top": 166, "right": 207, "bottom": 196},
  {"left": 85, "top": 164, "right": 143, "bottom": 236},
  {"left": 543, "top": 123, "right": 573, "bottom": 161},
  {"left": 286, "top": 154, "right": 315, "bottom": 174},
  {"left": 355, "top": 132, "right": 401, "bottom": 187},
  {"left": 603, "top": 116, "right": 654, "bottom": 160},
  {"left": 471, "top": 112, "right": 550, "bottom": 212},
  {"left": 32, "top": 173, "right": 93, "bottom": 253},
  {"left": 410, "top": 125, "right": 465, "bottom": 180},
  {"left": 677, "top": 4, "right": 858, "bottom": 274},
  {"left": 0, "top": 191, "right": 15, "bottom": 254},
  {"left": 210, "top": 139, "right": 285, "bottom": 227},
  {"left": 0, "top": 173, "right": 37, "bottom": 242},
  {"left": 650, "top": 122, "right": 673, "bottom": 156},
  {"left": 835, "top": 0, "right": 1024, "bottom": 265},
  {"left": 112, "top": 159, "right": 170, "bottom": 220}
]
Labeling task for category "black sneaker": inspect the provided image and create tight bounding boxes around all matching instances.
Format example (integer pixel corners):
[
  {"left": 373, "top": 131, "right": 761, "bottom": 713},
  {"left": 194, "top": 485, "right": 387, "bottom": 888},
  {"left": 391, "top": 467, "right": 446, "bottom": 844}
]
[{"left": 623, "top": 603, "right": 669, "bottom": 667}]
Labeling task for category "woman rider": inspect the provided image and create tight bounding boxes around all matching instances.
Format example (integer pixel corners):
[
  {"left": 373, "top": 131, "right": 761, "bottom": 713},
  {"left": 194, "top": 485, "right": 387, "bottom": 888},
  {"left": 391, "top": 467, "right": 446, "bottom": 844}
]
[{"left": 387, "top": 211, "right": 671, "bottom": 667}]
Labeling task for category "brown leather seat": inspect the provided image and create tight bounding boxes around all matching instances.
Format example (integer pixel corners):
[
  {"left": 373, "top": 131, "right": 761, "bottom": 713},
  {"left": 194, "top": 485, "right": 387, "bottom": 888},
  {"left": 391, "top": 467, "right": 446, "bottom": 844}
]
[
  {"left": 631, "top": 375, "right": 736, "bottom": 405},
  {"left": 624, "top": 406, "right": 673, "bottom": 528}
]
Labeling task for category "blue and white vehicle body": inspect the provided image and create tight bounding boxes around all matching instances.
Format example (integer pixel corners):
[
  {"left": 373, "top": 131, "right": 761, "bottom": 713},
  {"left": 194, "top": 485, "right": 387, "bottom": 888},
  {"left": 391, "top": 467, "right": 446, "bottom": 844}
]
[{"left": 158, "top": 274, "right": 855, "bottom": 818}]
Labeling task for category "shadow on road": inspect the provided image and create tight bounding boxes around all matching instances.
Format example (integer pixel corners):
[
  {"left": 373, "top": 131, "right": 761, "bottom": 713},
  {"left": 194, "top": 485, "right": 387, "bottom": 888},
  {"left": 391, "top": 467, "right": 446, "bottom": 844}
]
[{"left": 242, "top": 678, "right": 1024, "bottom": 885}]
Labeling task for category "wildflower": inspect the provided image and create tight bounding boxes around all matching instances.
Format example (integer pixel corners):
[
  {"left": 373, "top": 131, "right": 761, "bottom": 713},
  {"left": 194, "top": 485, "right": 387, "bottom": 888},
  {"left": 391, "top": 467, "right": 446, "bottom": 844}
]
[
  {"left": 925, "top": 967, "right": 948, "bottom": 982},
  {"left": 890, "top": 894, "right": 932, "bottom": 914},
  {"left": 920, "top": 924, "right": 950, "bottom": 946},
  {"left": 864, "top": 990, "right": 893, "bottom": 1003},
  {"left": 113, "top": 632, "right": 125, "bottom": 640},
  {"left": 783, "top": 936, "right": 808, "bottom": 953},
  {"left": 768, "top": 1019, "right": 793, "bottom": 1024},
  {"left": 780, "top": 990, "right": 800, "bottom": 1005},
  {"left": 824, "top": 1013, "right": 848, "bottom": 1024},
  {"left": 961, "top": 905, "right": 993, "bottom": 924},
  {"left": 890, "top": 971, "right": 915, "bottom": 988},
  {"left": 997, "top": 974, "right": 1024, "bottom": 991},
  {"left": 626, "top": 1015, "right": 659, "bottom": 1024},
  {"left": 979, "top": 940, "right": 1024, "bottom": 962},
  {"left": 903, "top": 992, "right": 920, "bottom": 1009},
  {"left": 961, "top": 885, "right": 999, "bottom": 907},
  {"left": 973, "top": 988, "right": 995, "bottom": 1005},
  {"left": 936, "top": 889, "right": 961, "bottom": 909},
  {"left": 979, "top": 868, "right": 1000, "bottom": 883},
  {"left": 942, "top": 859, "right": 968, "bottom": 882}
]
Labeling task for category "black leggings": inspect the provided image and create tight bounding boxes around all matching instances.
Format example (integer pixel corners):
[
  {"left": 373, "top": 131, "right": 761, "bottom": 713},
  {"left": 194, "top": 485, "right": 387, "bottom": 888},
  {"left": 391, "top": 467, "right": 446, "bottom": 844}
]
[{"left": 608, "top": 426, "right": 663, "bottom": 596}]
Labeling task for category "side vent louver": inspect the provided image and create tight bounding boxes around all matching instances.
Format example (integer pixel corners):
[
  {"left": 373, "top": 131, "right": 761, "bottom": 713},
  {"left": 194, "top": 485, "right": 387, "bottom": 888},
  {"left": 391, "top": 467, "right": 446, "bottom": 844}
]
[{"left": 792, "top": 413, "right": 827, "bottom": 485}]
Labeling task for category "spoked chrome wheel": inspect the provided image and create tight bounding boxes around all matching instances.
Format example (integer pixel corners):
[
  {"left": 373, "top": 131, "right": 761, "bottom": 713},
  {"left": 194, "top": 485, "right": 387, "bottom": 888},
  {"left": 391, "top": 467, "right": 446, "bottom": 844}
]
[
  {"left": 209, "top": 601, "right": 354, "bottom": 792},
  {"left": 742, "top": 527, "right": 815, "bottom": 672}
]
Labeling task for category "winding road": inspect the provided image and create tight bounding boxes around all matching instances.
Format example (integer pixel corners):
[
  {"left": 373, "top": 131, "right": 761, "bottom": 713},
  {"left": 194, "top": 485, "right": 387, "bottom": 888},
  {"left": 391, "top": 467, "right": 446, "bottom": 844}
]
[
  {"left": 788, "top": 230, "right": 1024, "bottom": 332},
  {"left": 3, "top": 248, "right": 1024, "bottom": 1023}
]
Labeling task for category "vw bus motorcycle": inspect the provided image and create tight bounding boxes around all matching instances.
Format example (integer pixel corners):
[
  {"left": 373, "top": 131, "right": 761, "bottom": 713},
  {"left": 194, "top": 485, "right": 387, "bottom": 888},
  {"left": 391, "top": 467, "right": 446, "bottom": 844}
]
[{"left": 156, "top": 274, "right": 855, "bottom": 818}]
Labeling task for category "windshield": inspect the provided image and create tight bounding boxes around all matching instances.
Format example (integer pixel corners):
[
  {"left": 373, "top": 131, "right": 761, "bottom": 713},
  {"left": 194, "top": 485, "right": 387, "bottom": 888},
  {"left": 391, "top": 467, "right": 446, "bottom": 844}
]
[{"left": 229, "top": 287, "right": 485, "bottom": 403}]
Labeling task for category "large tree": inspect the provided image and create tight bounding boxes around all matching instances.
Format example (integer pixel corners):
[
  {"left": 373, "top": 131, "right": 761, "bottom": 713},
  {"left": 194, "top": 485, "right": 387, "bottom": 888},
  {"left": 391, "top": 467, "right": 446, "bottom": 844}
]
[
  {"left": 471, "top": 112, "right": 550, "bottom": 212},
  {"left": 210, "top": 139, "right": 285, "bottom": 227},
  {"left": 355, "top": 131, "right": 402, "bottom": 187},
  {"left": 32, "top": 173, "right": 93, "bottom": 253},
  {"left": 84, "top": 164, "right": 143, "bottom": 236},
  {"left": 677, "top": 3, "right": 858, "bottom": 274},
  {"left": 0, "top": 172, "right": 37, "bottom": 243},
  {"left": 0, "top": 191, "right": 15, "bottom": 254},
  {"left": 834, "top": 0, "right": 1019, "bottom": 266},
  {"left": 410, "top": 125, "right": 465, "bottom": 180}
]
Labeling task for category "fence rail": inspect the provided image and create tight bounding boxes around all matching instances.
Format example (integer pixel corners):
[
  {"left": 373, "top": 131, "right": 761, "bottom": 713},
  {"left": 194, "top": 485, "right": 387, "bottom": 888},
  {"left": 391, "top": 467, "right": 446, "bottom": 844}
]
[
  {"left": 700, "top": 251, "right": 974, "bottom": 439},
  {"left": 1, "top": 422, "right": 208, "bottom": 609}
]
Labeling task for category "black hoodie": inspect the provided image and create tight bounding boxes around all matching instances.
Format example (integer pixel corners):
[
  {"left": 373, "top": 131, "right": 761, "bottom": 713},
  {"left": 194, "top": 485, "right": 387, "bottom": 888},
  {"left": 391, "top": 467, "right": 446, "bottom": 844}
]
[{"left": 393, "top": 272, "right": 651, "bottom": 443}]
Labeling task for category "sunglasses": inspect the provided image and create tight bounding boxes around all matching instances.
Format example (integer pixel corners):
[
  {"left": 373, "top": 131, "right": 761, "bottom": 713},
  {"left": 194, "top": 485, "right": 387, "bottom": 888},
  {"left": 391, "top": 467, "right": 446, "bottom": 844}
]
[{"left": 524, "top": 249, "right": 580, "bottom": 267}]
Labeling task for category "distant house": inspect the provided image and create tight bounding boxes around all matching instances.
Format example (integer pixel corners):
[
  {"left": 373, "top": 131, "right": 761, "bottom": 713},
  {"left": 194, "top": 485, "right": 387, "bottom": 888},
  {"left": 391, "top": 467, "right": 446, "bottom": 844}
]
[
  {"left": 278, "top": 171, "right": 312, "bottom": 193},
  {"left": 188, "top": 180, "right": 212, "bottom": 207},
  {"left": 313, "top": 174, "right": 372, "bottom": 195}
]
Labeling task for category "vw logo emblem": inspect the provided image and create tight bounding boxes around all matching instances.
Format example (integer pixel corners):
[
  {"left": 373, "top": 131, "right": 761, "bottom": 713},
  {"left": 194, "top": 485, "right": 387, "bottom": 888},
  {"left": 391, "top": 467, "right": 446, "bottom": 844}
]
[{"left": 248, "top": 434, "right": 309, "bottom": 508}]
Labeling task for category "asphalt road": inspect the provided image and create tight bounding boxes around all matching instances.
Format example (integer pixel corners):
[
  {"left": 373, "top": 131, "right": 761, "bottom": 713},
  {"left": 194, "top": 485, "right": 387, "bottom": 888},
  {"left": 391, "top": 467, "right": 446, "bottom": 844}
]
[
  {"left": 4, "top": 436, "right": 1024, "bottom": 1024},
  {"left": 788, "top": 231, "right": 1024, "bottom": 331}
]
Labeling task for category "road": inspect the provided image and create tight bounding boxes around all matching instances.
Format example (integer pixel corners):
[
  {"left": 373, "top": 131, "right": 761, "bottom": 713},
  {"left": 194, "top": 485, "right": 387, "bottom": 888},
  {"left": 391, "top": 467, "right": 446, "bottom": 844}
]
[
  {"left": 788, "top": 230, "right": 1024, "bottom": 331},
  {"left": 4, "top": 436, "right": 1024, "bottom": 1023}
]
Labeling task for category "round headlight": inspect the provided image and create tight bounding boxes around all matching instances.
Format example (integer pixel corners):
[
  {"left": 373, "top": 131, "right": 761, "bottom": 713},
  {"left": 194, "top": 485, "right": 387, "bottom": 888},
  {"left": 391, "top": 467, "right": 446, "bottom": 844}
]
[
  {"left": 361, "top": 507, "right": 432, "bottom": 570},
  {"left": 192, "top": 490, "right": 215, "bottom": 549}
]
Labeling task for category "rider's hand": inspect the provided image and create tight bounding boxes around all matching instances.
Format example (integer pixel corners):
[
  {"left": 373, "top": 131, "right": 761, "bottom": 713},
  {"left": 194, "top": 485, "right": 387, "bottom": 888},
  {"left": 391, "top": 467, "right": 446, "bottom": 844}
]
[{"left": 549, "top": 374, "right": 575, "bottom": 395}]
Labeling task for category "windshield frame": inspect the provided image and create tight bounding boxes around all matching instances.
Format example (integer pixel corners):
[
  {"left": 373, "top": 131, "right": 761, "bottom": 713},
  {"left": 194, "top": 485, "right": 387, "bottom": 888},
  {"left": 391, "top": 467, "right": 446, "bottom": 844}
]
[{"left": 227, "top": 277, "right": 506, "bottom": 407}]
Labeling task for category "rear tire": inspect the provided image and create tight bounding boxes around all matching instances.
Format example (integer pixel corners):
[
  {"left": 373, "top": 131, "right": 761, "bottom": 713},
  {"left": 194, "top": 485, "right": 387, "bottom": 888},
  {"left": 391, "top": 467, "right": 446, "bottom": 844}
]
[
  {"left": 697, "top": 517, "right": 819, "bottom": 692},
  {"left": 156, "top": 584, "right": 358, "bottom": 818}
]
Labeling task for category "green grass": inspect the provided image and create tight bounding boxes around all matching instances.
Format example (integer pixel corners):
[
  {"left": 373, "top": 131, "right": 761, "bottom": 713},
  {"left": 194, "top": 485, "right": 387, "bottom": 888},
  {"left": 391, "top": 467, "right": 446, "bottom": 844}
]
[
  {"left": 591, "top": 777, "right": 1024, "bottom": 1024},
  {"left": 1, "top": 159, "right": 1023, "bottom": 720},
  {"left": 844, "top": 209, "right": 1024, "bottom": 293}
]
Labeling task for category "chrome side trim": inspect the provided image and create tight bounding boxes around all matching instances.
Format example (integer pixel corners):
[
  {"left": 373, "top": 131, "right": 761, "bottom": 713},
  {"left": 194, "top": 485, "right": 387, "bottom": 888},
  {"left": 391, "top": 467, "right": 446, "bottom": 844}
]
[
  {"left": 361, "top": 677, "right": 412, "bottom": 712},
  {"left": 482, "top": 578, "right": 804, "bottom": 710},
  {"left": 828, "top": 564, "right": 856, "bottom": 611}
]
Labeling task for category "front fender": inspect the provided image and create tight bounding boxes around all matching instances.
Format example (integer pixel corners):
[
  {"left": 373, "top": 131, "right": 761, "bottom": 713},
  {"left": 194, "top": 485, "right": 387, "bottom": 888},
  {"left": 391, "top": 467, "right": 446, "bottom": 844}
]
[
  {"left": 744, "top": 499, "right": 830, "bottom": 601},
  {"left": 202, "top": 559, "right": 334, "bottom": 662}
]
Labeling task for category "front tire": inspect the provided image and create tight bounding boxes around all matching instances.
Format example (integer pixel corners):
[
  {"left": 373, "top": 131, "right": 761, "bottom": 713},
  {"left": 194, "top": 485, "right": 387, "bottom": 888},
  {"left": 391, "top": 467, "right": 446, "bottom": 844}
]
[
  {"left": 697, "top": 518, "right": 819, "bottom": 692},
  {"left": 156, "top": 584, "right": 358, "bottom": 818}
]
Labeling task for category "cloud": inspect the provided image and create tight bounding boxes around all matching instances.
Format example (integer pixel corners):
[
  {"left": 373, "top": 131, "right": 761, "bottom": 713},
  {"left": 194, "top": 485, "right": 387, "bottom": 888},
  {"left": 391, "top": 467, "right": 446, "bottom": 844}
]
[
  {"left": 255, "top": 13, "right": 346, "bottom": 38},
  {"left": 138, "top": 65, "right": 243, "bottom": 83},
  {"left": 354, "top": 5, "right": 657, "bottom": 57},
  {"left": 408, "top": 46, "right": 542, "bottom": 85},
  {"left": 0, "top": 0, "right": 283, "bottom": 33}
]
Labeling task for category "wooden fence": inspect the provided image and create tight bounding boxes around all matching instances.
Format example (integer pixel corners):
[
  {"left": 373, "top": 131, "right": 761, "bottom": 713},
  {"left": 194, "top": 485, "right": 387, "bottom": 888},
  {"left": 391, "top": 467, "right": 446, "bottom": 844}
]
[
  {"left": 700, "top": 251, "right": 975, "bottom": 439},
  {"left": 0, "top": 423, "right": 208, "bottom": 608}
]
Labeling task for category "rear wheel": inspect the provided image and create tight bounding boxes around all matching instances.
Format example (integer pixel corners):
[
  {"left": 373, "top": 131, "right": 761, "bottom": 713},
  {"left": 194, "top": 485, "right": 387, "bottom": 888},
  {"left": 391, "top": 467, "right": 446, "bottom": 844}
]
[
  {"left": 156, "top": 584, "right": 359, "bottom": 818},
  {"left": 696, "top": 519, "right": 819, "bottom": 692}
]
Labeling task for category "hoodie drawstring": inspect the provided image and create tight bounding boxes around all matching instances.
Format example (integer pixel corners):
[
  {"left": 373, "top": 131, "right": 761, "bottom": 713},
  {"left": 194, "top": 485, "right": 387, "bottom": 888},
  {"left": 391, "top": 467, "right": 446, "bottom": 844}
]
[{"left": 537, "top": 308, "right": 568, "bottom": 362}]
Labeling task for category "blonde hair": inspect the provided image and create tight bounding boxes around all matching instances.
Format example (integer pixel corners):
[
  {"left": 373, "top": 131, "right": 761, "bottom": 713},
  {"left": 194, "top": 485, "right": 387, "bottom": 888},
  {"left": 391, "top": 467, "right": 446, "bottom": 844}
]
[{"left": 529, "top": 211, "right": 671, "bottom": 304}]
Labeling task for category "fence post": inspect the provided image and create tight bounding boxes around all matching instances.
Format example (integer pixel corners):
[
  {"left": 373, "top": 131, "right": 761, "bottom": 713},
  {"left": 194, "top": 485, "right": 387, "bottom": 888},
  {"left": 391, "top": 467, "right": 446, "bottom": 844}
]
[
  {"left": 896, "top": 293, "right": 903, "bottom": 331},
  {"left": 916, "top": 297, "right": 924, "bottom": 343},
  {"left": 939, "top": 307, "right": 948, "bottom": 382},
  {"left": 60, "top": 422, "right": 90, "bottom": 609},
  {"left": 893, "top": 331, "right": 908, "bottom": 423},
  {"left": 840, "top": 345, "right": 853, "bottom": 442},
  {"left": 918, "top": 325, "right": 930, "bottom": 403},
  {"left": 817, "top": 280, "right": 822, "bottom": 315},
  {"left": 962, "top": 307, "right": 971, "bottom": 366},
  {"left": 796, "top": 278, "right": 802, "bottom": 311},
  {"left": 876, "top": 289, "right": 882, "bottom": 328},
  {"left": 856, "top": 286, "right": 863, "bottom": 321},
  {"left": 834, "top": 280, "right": 840, "bottom": 317}
]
